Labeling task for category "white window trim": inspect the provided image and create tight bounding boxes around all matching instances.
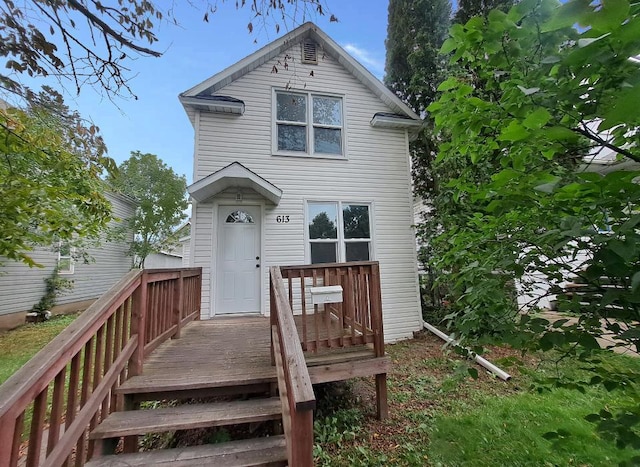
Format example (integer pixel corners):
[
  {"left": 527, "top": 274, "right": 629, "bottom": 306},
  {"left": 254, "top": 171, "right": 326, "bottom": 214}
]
[
  {"left": 305, "top": 200, "right": 375, "bottom": 264},
  {"left": 57, "top": 241, "right": 75, "bottom": 275},
  {"left": 272, "top": 88, "right": 347, "bottom": 159}
]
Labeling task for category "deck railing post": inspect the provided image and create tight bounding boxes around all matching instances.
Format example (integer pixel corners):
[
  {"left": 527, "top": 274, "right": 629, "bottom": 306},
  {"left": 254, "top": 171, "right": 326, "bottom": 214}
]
[
  {"left": 129, "top": 271, "right": 148, "bottom": 376},
  {"left": 290, "top": 409, "right": 314, "bottom": 467},
  {"left": 270, "top": 273, "right": 276, "bottom": 367},
  {"left": 173, "top": 270, "right": 184, "bottom": 339},
  {"left": 369, "top": 262, "right": 388, "bottom": 419},
  {"left": 0, "top": 416, "right": 16, "bottom": 467}
]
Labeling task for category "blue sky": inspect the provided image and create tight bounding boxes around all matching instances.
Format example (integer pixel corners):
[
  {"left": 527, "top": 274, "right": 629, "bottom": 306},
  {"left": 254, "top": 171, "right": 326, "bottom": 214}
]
[{"left": 55, "top": 1, "right": 401, "bottom": 185}]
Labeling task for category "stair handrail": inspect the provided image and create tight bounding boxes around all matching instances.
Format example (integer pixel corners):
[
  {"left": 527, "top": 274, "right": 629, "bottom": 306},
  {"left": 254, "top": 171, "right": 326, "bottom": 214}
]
[
  {"left": 0, "top": 267, "right": 202, "bottom": 467},
  {"left": 269, "top": 266, "right": 316, "bottom": 467}
]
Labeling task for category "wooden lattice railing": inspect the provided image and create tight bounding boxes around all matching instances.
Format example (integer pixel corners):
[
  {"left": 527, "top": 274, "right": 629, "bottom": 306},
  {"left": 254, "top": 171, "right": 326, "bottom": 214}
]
[
  {"left": 269, "top": 266, "right": 316, "bottom": 467},
  {"left": 0, "top": 267, "right": 202, "bottom": 467},
  {"left": 280, "top": 261, "right": 384, "bottom": 358}
]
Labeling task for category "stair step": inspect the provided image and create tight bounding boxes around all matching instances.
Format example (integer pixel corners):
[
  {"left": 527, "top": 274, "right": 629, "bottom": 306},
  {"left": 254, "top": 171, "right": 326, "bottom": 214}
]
[
  {"left": 116, "top": 372, "right": 276, "bottom": 397},
  {"left": 90, "top": 398, "right": 282, "bottom": 439},
  {"left": 85, "top": 435, "right": 287, "bottom": 467}
]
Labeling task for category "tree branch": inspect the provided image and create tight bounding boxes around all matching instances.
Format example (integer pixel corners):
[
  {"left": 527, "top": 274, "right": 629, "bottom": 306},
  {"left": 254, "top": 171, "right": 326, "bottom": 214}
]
[
  {"left": 66, "top": 0, "right": 162, "bottom": 57},
  {"left": 573, "top": 127, "right": 640, "bottom": 164}
]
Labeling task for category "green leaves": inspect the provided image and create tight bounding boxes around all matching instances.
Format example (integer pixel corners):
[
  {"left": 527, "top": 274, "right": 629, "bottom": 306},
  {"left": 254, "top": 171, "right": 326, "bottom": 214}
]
[
  {"left": 0, "top": 98, "right": 114, "bottom": 267},
  {"left": 108, "top": 151, "right": 187, "bottom": 268}
]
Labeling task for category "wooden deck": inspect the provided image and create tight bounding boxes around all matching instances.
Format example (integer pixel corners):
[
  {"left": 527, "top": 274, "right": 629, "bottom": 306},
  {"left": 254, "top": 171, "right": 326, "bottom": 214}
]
[
  {"left": 119, "top": 317, "right": 276, "bottom": 399},
  {"left": 1, "top": 263, "right": 389, "bottom": 466},
  {"left": 118, "top": 314, "right": 386, "bottom": 401}
]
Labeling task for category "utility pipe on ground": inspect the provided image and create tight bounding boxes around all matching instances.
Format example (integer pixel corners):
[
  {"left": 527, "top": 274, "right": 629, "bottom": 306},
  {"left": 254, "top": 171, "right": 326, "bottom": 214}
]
[{"left": 423, "top": 321, "right": 512, "bottom": 381}]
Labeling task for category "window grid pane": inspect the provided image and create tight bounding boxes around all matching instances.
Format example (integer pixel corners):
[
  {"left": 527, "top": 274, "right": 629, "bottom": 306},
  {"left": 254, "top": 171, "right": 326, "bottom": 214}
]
[
  {"left": 343, "top": 205, "right": 370, "bottom": 239},
  {"left": 278, "top": 124, "right": 307, "bottom": 152},
  {"left": 345, "top": 242, "right": 370, "bottom": 262},
  {"left": 314, "top": 127, "right": 342, "bottom": 155},
  {"left": 313, "top": 96, "right": 342, "bottom": 126},
  {"left": 276, "top": 93, "right": 307, "bottom": 123},
  {"left": 311, "top": 242, "right": 338, "bottom": 264},
  {"left": 308, "top": 203, "right": 338, "bottom": 239}
]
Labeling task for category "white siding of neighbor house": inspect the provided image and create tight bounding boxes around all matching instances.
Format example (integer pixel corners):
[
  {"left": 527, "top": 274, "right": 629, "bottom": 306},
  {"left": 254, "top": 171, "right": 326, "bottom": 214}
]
[
  {"left": 189, "top": 43, "right": 422, "bottom": 342},
  {"left": 0, "top": 192, "right": 135, "bottom": 317},
  {"left": 181, "top": 238, "right": 191, "bottom": 267},
  {"left": 144, "top": 253, "right": 183, "bottom": 269}
]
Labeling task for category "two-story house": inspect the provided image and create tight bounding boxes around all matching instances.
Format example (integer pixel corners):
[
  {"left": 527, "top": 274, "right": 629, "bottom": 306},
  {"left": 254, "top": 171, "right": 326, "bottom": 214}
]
[{"left": 180, "top": 22, "right": 423, "bottom": 342}]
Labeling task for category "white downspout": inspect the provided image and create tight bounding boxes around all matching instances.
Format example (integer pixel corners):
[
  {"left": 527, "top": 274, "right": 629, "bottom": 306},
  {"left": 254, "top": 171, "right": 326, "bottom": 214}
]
[{"left": 423, "top": 321, "right": 512, "bottom": 381}]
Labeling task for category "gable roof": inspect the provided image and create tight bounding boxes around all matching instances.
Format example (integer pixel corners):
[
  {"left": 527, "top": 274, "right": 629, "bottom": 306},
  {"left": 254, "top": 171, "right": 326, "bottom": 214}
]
[
  {"left": 179, "top": 22, "right": 420, "bottom": 121},
  {"left": 188, "top": 162, "right": 283, "bottom": 205}
]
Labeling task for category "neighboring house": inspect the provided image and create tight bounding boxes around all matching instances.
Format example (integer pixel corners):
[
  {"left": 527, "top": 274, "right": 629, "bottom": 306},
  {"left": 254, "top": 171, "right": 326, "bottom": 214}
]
[
  {"left": 179, "top": 22, "right": 424, "bottom": 342},
  {"left": 143, "top": 221, "right": 191, "bottom": 269},
  {"left": 0, "top": 192, "right": 136, "bottom": 330},
  {"left": 517, "top": 145, "right": 640, "bottom": 310},
  {"left": 144, "top": 251, "right": 183, "bottom": 269}
]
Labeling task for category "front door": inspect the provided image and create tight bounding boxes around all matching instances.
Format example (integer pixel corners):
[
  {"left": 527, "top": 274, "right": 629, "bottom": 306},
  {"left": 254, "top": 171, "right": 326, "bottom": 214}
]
[{"left": 216, "top": 206, "right": 261, "bottom": 314}]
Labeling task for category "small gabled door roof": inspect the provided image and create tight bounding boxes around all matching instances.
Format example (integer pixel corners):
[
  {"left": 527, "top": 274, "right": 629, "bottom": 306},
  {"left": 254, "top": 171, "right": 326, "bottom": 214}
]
[
  {"left": 180, "top": 22, "right": 420, "bottom": 121},
  {"left": 188, "top": 162, "right": 282, "bottom": 205}
]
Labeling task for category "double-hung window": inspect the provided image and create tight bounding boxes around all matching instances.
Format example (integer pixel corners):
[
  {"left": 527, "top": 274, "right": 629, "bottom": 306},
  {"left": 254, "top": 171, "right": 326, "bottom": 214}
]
[
  {"left": 275, "top": 91, "right": 343, "bottom": 156},
  {"left": 57, "top": 241, "right": 74, "bottom": 274},
  {"left": 307, "top": 202, "right": 372, "bottom": 264}
]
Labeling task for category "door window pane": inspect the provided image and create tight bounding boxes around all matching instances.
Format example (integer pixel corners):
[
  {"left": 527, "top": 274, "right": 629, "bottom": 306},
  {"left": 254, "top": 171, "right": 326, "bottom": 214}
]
[
  {"left": 311, "top": 242, "right": 338, "bottom": 264},
  {"left": 313, "top": 96, "right": 342, "bottom": 125},
  {"left": 314, "top": 128, "right": 342, "bottom": 155},
  {"left": 343, "top": 205, "right": 370, "bottom": 239},
  {"left": 308, "top": 203, "right": 337, "bottom": 239},
  {"left": 278, "top": 124, "right": 307, "bottom": 152},
  {"left": 226, "top": 210, "right": 254, "bottom": 224},
  {"left": 277, "top": 93, "right": 307, "bottom": 122},
  {"left": 345, "top": 242, "right": 370, "bottom": 262}
]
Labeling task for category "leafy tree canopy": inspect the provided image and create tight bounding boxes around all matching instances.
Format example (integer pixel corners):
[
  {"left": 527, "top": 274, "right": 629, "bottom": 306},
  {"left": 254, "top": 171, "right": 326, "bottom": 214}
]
[
  {"left": 426, "top": 0, "right": 640, "bottom": 447},
  {"left": 108, "top": 151, "right": 188, "bottom": 268},
  {"left": 0, "top": 94, "right": 113, "bottom": 267}
]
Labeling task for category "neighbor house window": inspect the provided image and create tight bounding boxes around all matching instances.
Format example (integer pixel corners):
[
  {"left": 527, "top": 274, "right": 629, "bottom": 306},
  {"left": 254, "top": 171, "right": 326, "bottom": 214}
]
[
  {"left": 58, "top": 241, "right": 74, "bottom": 274},
  {"left": 307, "top": 202, "right": 372, "bottom": 264},
  {"left": 275, "top": 91, "right": 343, "bottom": 156}
]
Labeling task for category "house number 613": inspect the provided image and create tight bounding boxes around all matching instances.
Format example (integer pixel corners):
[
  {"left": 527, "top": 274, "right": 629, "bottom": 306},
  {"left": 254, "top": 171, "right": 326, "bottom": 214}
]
[{"left": 276, "top": 215, "right": 290, "bottom": 223}]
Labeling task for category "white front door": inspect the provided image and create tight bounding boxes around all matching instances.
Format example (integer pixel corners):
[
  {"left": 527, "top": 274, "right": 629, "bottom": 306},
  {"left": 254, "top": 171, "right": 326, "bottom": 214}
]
[{"left": 216, "top": 206, "right": 261, "bottom": 314}]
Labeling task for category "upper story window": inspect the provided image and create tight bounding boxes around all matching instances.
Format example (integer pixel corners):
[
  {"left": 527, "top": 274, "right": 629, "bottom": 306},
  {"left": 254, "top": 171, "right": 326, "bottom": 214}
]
[{"left": 274, "top": 90, "right": 344, "bottom": 157}]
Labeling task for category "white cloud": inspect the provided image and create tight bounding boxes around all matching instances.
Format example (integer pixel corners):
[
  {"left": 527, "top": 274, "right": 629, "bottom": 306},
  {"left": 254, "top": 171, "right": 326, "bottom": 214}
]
[{"left": 342, "top": 43, "right": 385, "bottom": 79}]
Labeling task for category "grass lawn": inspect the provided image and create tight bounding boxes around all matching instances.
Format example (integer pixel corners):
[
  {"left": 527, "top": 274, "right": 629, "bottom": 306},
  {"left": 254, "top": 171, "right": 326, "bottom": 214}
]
[
  {"left": 314, "top": 332, "right": 640, "bottom": 466},
  {"left": 0, "top": 313, "right": 79, "bottom": 385}
]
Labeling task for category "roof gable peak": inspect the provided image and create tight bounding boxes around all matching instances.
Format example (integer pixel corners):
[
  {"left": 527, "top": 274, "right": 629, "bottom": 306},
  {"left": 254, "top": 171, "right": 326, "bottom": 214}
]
[{"left": 179, "top": 22, "right": 420, "bottom": 120}]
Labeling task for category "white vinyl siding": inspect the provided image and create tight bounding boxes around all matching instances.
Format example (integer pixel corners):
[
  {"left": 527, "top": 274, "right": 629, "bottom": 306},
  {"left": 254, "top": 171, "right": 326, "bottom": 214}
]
[
  {"left": 190, "top": 43, "right": 421, "bottom": 341},
  {"left": 0, "top": 192, "right": 135, "bottom": 318}
]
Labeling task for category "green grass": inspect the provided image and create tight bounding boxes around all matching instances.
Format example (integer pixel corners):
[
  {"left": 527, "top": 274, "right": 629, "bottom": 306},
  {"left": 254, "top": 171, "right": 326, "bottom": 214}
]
[
  {"left": 0, "top": 314, "right": 79, "bottom": 385},
  {"left": 314, "top": 335, "right": 640, "bottom": 466},
  {"left": 428, "top": 387, "right": 638, "bottom": 466}
]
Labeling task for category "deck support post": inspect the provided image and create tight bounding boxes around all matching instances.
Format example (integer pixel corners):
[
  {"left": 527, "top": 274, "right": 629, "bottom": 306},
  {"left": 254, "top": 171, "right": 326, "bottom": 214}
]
[
  {"left": 121, "top": 395, "right": 139, "bottom": 454},
  {"left": 375, "top": 373, "right": 388, "bottom": 420},
  {"left": 130, "top": 272, "right": 148, "bottom": 377}
]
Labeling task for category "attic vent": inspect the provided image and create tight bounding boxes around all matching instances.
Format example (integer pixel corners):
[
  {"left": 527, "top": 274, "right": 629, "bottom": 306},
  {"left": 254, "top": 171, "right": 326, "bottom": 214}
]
[{"left": 302, "top": 40, "right": 318, "bottom": 64}]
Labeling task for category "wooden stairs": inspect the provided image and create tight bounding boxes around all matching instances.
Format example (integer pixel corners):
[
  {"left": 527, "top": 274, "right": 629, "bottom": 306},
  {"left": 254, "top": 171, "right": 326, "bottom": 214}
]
[{"left": 86, "top": 371, "right": 286, "bottom": 467}]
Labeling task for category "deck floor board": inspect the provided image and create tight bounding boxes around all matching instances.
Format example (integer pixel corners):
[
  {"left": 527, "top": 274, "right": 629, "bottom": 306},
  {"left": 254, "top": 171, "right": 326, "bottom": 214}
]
[{"left": 118, "top": 315, "right": 382, "bottom": 396}]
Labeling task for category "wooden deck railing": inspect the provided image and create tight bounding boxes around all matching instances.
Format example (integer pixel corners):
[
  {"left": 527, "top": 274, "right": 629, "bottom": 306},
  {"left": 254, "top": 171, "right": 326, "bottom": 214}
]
[
  {"left": 280, "top": 261, "right": 385, "bottom": 358},
  {"left": 0, "top": 267, "right": 202, "bottom": 467},
  {"left": 269, "top": 266, "right": 316, "bottom": 467}
]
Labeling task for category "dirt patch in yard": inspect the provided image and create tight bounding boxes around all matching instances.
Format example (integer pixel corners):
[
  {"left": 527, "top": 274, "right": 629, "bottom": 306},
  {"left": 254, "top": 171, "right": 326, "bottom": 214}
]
[{"left": 313, "top": 330, "right": 540, "bottom": 465}]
